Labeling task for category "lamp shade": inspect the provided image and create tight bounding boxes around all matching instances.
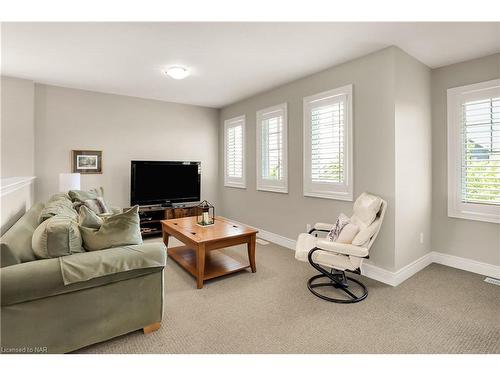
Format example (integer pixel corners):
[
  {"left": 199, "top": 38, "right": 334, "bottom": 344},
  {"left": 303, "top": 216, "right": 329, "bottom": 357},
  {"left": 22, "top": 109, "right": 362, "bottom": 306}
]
[{"left": 59, "top": 173, "right": 80, "bottom": 192}]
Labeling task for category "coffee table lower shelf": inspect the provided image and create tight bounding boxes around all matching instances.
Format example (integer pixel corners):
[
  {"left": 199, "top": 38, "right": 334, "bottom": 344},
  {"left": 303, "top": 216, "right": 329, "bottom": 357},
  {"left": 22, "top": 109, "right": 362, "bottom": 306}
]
[{"left": 167, "top": 245, "right": 251, "bottom": 282}]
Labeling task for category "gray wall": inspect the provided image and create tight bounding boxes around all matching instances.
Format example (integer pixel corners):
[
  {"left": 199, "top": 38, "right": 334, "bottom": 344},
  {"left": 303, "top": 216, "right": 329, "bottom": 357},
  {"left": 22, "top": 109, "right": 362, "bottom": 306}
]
[
  {"left": 431, "top": 53, "right": 500, "bottom": 266},
  {"left": 394, "top": 48, "right": 432, "bottom": 269},
  {"left": 1, "top": 76, "right": 35, "bottom": 177},
  {"left": 34, "top": 84, "right": 219, "bottom": 208},
  {"left": 219, "top": 47, "right": 397, "bottom": 270}
]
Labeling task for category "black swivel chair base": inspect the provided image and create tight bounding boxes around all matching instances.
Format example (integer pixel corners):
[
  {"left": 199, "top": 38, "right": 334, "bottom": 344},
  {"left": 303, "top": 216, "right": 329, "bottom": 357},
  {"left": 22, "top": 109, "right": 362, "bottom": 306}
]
[{"left": 307, "top": 247, "right": 368, "bottom": 304}]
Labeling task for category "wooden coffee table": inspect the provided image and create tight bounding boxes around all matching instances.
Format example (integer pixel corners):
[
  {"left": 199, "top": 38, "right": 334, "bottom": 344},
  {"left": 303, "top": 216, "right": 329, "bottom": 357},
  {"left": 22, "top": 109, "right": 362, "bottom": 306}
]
[{"left": 161, "top": 216, "right": 258, "bottom": 289}]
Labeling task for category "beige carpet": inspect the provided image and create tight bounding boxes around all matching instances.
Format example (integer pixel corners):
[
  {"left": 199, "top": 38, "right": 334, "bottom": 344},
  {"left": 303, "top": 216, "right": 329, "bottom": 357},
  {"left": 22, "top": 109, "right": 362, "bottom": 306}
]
[{"left": 77, "top": 240, "right": 500, "bottom": 354}]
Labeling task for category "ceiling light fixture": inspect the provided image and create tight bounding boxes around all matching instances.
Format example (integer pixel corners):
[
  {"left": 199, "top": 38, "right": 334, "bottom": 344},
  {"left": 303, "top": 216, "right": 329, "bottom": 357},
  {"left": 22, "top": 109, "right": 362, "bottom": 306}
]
[{"left": 165, "top": 66, "right": 189, "bottom": 80}]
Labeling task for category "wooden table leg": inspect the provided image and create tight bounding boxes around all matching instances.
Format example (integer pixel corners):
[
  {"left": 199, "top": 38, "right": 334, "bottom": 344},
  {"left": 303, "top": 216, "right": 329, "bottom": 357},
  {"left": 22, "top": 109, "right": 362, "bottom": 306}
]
[
  {"left": 196, "top": 243, "right": 206, "bottom": 289},
  {"left": 248, "top": 234, "right": 256, "bottom": 273},
  {"left": 162, "top": 230, "right": 170, "bottom": 249}
]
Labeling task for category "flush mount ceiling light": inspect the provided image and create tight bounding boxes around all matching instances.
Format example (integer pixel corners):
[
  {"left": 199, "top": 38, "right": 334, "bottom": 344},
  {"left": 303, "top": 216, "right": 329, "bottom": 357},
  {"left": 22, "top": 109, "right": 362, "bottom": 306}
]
[{"left": 165, "top": 66, "right": 189, "bottom": 80}]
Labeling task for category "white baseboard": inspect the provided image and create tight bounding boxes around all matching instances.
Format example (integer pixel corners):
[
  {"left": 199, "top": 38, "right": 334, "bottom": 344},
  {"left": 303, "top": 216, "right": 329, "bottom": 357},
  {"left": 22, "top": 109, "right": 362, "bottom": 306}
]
[
  {"left": 432, "top": 252, "right": 500, "bottom": 279},
  {"left": 256, "top": 228, "right": 297, "bottom": 250},
  {"left": 222, "top": 217, "right": 297, "bottom": 250},
  {"left": 362, "top": 252, "right": 434, "bottom": 286},
  {"left": 224, "top": 217, "right": 500, "bottom": 285}
]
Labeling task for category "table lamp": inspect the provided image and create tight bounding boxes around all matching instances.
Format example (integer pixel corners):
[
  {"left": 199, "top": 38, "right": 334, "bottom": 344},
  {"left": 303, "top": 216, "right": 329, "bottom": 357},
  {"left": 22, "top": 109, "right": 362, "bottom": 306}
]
[{"left": 59, "top": 173, "right": 81, "bottom": 192}]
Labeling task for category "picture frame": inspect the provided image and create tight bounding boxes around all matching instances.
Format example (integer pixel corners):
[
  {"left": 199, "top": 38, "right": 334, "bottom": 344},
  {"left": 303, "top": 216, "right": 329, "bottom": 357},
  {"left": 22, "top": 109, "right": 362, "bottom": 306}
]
[{"left": 72, "top": 150, "right": 103, "bottom": 174}]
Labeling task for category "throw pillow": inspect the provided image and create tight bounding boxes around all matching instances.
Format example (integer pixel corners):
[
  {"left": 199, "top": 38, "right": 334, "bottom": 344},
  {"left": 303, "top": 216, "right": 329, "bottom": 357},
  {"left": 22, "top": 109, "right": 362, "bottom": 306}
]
[
  {"left": 79, "top": 206, "right": 142, "bottom": 251},
  {"left": 32, "top": 215, "right": 84, "bottom": 259},
  {"left": 68, "top": 189, "right": 98, "bottom": 203},
  {"left": 78, "top": 205, "right": 103, "bottom": 229},
  {"left": 327, "top": 213, "right": 350, "bottom": 241},
  {"left": 336, "top": 222, "right": 360, "bottom": 244},
  {"left": 84, "top": 197, "right": 112, "bottom": 215}
]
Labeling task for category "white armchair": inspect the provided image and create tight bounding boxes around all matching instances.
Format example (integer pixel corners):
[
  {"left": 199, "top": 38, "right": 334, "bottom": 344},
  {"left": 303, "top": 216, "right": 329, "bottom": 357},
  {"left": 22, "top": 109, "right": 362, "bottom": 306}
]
[{"left": 295, "top": 192, "right": 387, "bottom": 303}]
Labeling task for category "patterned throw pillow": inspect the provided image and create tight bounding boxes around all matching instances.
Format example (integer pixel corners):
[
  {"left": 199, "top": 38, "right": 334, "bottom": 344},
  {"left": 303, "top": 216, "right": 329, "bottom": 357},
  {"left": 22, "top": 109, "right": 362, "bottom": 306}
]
[
  {"left": 84, "top": 197, "right": 112, "bottom": 215},
  {"left": 327, "top": 213, "right": 350, "bottom": 241}
]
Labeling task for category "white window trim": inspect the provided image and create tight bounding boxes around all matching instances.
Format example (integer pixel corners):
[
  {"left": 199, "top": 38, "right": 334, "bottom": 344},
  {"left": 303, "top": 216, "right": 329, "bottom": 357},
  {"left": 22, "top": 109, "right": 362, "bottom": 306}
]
[
  {"left": 224, "top": 115, "right": 246, "bottom": 189},
  {"left": 256, "top": 103, "right": 288, "bottom": 194},
  {"left": 303, "top": 84, "right": 353, "bottom": 201},
  {"left": 447, "top": 78, "right": 500, "bottom": 224}
]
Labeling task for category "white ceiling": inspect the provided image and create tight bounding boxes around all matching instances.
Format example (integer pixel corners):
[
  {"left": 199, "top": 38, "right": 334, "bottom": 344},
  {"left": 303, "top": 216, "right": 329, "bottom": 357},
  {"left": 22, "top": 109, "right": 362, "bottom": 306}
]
[{"left": 2, "top": 22, "right": 499, "bottom": 108}]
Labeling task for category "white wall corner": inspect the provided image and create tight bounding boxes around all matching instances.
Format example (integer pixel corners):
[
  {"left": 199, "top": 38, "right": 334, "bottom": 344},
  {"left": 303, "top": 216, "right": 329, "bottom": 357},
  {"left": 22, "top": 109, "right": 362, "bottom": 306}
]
[{"left": 362, "top": 252, "right": 433, "bottom": 287}]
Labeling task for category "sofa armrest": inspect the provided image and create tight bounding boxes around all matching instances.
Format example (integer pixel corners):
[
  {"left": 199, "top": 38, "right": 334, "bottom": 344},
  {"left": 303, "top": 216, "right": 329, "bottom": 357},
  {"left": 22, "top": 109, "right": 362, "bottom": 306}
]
[
  {"left": 1, "top": 243, "right": 166, "bottom": 306},
  {"left": 59, "top": 243, "right": 166, "bottom": 285},
  {"left": 316, "top": 239, "right": 368, "bottom": 258}
]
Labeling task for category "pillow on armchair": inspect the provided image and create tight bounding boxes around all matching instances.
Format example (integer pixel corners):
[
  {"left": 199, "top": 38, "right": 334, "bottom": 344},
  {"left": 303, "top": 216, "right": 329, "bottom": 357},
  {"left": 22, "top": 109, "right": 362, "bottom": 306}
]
[{"left": 327, "top": 213, "right": 350, "bottom": 241}]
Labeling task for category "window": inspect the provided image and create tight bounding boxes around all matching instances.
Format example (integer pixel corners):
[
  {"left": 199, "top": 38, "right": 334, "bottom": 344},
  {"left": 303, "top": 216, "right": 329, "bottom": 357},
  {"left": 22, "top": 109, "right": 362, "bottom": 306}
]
[
  {"left": 256, "top": 103, "right": 288, "bottom": 193},
  {"left": 224, "top": 115, "right": 246, "bottom": 188},
  {"left": 448, "top": 79, "right": 500, "bottom": 223},
  {"left": 303, "top": 85, "right": 353, "bottom": 201}
]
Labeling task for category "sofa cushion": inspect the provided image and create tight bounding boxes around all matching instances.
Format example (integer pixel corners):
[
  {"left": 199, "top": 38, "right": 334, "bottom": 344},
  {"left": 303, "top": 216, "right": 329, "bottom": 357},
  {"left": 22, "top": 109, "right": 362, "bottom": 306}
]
[
  {"left": 79, "top": 206, "right": 142, "bottom": 251},
  {"left": 0, "top": 202, "right": 45, "bottom": 266},
  {"left": 32, "top": 215, "right": 85, "bottom": 259},
  {"left": 0, "top": 243, "right": 166, "bottom": 306},
  {"left": 39, "top": 196, "right": 77, "bottom": 223}
]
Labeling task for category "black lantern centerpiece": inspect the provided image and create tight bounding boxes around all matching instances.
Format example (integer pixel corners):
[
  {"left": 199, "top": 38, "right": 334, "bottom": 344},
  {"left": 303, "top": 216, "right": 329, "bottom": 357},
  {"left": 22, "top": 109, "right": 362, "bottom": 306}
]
[{"left": 197, "top": 200, "right": 215, "bottom": 226}]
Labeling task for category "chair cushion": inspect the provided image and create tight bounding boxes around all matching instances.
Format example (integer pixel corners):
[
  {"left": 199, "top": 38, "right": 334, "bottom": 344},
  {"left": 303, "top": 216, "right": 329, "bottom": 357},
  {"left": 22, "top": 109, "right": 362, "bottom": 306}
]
[
  {"left": 0, "top": 202, "right": 45, "bottom": 266},
  {"left": 316, "top": 238, "right": 369, "bottom": 257},
  {"left": 313, "top": 251, "right": 363, "bottom": 271},
  {"left": 79, "top": 206, "right": 142, "bottom": 251},
  {"left": 32, "top": 215, "right": 85, "bottom": 259},
  {"left": 352, "top": 192, "right": 382, "bottom": 226},
  {"left": 352, "top": 218, "right": 381, "bottom": 247},
  {"left": 336, "top": 222, "right": 360, "bottom": 244}
]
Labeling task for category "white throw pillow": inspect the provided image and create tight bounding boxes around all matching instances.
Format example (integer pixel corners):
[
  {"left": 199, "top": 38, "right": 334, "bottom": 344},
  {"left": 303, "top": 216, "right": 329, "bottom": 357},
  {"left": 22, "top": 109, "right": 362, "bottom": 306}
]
[
  {"left": 336, "top": 222, "right": 360, "bottom": 244},
  {"left": 327, "top": 213, "right": 350, "bottom": 241}
]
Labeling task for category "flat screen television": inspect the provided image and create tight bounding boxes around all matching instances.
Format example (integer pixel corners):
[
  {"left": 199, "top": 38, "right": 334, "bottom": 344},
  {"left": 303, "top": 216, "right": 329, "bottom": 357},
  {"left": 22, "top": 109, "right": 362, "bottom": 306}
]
[{"left": 131, "top": 160, "right": 201, "bottom": 206}]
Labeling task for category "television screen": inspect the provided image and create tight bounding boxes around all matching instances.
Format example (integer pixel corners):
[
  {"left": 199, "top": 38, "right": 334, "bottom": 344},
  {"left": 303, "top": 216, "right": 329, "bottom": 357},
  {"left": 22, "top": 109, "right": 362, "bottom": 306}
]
[{"left": 131, "top": 161, "right": 200, "bottom": 206}]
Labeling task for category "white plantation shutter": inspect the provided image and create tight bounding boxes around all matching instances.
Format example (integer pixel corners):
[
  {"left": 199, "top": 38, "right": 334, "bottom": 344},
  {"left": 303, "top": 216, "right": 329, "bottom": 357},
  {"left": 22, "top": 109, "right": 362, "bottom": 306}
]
[
  {"left": 257, "top": 103, "right": 288, "bottom": 193},
  {"left": 224, "top": 115, "right": 246, "bottom": 188},
  {"left": 303, "top": 85, "right": 353, "bottom": 201},
  {"left": 311, "top": 101, "right": 344, "bottom": 183},
  {"left": 448, "top": 79, "right": 500, "bottom": 223},
  {"left": 461, "top": 97, "right": 500, "bottom": 205}
]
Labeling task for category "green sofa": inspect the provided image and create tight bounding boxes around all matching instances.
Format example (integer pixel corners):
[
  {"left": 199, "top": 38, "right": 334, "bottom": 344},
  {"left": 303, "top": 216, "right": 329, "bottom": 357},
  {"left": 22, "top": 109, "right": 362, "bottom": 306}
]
[{"left": 0, "top": 198, "right": 166, "bottom": 354}]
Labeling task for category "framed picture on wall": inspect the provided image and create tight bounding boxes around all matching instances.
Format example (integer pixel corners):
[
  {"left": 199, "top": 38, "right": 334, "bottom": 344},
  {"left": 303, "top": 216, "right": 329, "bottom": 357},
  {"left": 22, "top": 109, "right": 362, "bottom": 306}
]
[{"left": 72, "top": 150, "right": 103, "bottom": 174}]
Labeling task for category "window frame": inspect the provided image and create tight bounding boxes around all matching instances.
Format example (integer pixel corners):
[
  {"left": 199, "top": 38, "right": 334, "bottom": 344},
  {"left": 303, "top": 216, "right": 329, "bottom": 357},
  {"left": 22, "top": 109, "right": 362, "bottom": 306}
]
[
  {"left": 256, "top": 103, "right": 288, "bottom": 194},
  {"left": 224, "top": 115, "right": 246, "bottom": 189},
  {"left": 303, "top": 84, "right": 353, "bottom": 201},
  {"left": 447, "top": 78, "right": 500, "bottom": 223}
]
